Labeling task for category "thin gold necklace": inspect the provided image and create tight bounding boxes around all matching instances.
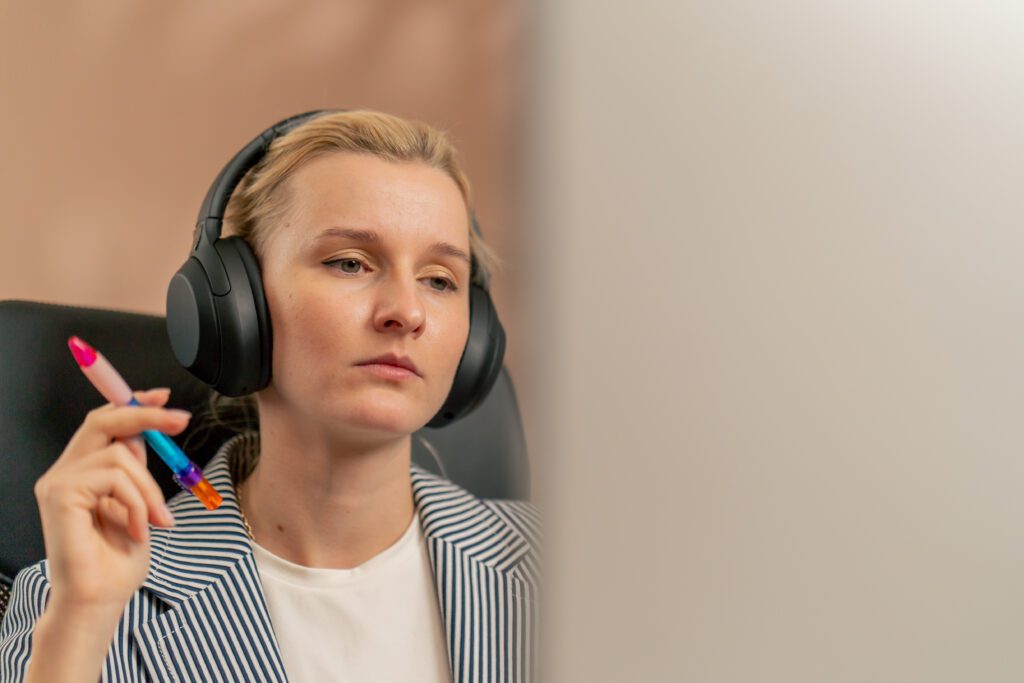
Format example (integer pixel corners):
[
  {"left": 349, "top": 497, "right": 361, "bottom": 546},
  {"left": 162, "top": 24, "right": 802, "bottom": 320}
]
[{"left": 235, "top": 480, "right": 256, "bottom": 543}]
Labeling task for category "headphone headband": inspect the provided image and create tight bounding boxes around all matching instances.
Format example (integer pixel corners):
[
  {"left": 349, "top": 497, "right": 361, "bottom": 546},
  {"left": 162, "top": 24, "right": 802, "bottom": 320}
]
[
  {"left": 195, "top": 110, "right": 326, "bottom": 247},
  {"left": 193, "top": 109, "right": 488, "bottom": 289}
]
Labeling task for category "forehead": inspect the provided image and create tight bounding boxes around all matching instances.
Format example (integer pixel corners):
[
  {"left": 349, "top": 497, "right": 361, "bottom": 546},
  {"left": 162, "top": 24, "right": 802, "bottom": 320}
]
[{"left": 280, "top": 152, "right": 470, "bottom": 249}]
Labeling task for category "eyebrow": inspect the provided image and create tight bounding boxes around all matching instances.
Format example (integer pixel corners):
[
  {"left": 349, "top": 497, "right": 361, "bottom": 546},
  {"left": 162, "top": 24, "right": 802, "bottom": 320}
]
[{"left": 314, "top": 227, "right": 471, "bottom": 267}]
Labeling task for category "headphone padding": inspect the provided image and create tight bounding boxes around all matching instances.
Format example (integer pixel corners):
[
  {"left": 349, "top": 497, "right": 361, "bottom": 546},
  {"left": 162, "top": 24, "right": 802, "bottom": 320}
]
[
  {"left": 426, "top": 284, "right": 506, "bottom": 428},
  {"left": 166, "top": 257, "right": 221, "bottom": 386},
  {"left": 209, "top": 237, "right": 272, "bottom": 396}
]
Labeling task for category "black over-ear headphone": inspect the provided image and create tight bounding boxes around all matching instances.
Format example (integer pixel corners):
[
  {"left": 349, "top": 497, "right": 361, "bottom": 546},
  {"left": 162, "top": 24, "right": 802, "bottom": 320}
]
[{"left": 165, "top": 109, "right": 506, "bottom": 429}]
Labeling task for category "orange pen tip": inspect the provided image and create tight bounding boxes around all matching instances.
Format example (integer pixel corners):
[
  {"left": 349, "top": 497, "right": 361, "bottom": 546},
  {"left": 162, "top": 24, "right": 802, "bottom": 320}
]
[{"left": 190, "top": 477, "right": 223, "bottom": 510}]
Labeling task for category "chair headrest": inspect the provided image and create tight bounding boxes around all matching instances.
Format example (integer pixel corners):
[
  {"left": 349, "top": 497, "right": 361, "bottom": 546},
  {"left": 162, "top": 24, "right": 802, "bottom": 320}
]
[{"left": 0, "top": 300, "right": 529, "bottom": 583}]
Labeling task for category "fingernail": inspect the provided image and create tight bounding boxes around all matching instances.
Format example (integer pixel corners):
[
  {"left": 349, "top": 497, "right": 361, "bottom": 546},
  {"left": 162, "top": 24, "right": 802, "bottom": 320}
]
[
  {"left": 162, "top": 503, "right": 176, "bottom": 526},
  {"left": 152, "top": 387, "right": 172, "bottom": 394},
  {"left": 168, "top": 409, "right": 192, "bottom": 420}
]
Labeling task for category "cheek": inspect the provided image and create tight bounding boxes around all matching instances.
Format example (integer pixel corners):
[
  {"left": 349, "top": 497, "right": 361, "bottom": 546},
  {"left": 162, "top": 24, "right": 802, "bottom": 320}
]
[{"left": 271, "top": 288, "right": 357, "bottom": 364}]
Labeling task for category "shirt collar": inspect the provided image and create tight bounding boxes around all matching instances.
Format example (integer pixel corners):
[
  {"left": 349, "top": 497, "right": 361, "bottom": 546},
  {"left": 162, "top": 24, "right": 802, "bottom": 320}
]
[{"left": 142, "top": 430, "right": 531, "bottom": 606}]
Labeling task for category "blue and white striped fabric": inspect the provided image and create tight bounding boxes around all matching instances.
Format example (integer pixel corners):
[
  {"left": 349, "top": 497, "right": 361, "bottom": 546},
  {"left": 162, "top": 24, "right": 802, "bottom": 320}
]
[{"left": 0, "top": 432, "right": 541, "bottom": 682}]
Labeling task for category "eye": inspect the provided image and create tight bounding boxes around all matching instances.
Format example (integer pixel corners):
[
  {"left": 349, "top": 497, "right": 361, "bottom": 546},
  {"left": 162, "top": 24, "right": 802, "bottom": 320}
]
[
  {"left": 325, "top": 257, "right": 459, "bottom": 294},
  {"left": 325, "top": 258, "right": 366, "bottom": 274},
  {"left": 427, "top": 276, "right": 458, "bottom": 293}
]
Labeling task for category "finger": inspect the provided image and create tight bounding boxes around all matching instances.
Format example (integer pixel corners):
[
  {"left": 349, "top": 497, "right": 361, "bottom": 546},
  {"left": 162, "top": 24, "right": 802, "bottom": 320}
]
[
  {"left": 58, "top": 442, "right": 171, "bottom": 529},
  {"left": 95, "top": 503, "right": 138, "bottom": 555},
  {"left": 76, "top": 464, "right": 151, "bottom": 544},
  {"left": 93, "top": 443, "right": 175, "bottom": 528},
  {"left": 75, "top": 405, "right": 192, "bottom": 455},
  {"left": 133, "top": 388, "right": 171, "bottom": 406},
  {"left": 126, "top": 388, "right": 172, "bottom": 462},
  {"left": 78, "top": 388, "right": 171, "bottom": 421},
  {"left": 96, "top": 495, "right": 131, "bottom": 533},
  {"left": 118, "top": 435, "right": 147, "bottom": 465},
  {"left": 118, "top": 388, "right": 171, "bottom": 464}
]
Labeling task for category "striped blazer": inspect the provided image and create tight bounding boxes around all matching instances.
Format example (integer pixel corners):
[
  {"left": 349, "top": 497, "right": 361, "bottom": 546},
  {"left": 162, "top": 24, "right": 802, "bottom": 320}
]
[{"left": 0, "top": 432, "right": 541, "bottom": 682}]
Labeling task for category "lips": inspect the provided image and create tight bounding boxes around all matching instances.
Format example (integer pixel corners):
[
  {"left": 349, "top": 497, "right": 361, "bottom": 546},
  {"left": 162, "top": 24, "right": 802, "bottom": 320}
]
[{"left": 356, "top": 352, "right": 420, "bottom": 377}]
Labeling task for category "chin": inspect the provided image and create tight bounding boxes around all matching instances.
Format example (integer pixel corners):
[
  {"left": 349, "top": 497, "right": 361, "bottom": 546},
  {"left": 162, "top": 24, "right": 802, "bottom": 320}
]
[{"left": 332, "top": 399, "right": 431, "bottom": 437}]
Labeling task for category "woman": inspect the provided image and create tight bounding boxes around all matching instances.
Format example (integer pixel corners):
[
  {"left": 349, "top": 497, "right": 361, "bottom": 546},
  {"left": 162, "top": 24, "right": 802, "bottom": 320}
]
[{"left": 0, "top": 111, "right": 540, "bottom": 682}]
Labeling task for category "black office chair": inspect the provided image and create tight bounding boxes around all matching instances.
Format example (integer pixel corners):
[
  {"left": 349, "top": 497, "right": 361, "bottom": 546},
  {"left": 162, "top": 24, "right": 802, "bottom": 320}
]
[{"left": 0, "top": 299, "right": 530, "bottom": 622}]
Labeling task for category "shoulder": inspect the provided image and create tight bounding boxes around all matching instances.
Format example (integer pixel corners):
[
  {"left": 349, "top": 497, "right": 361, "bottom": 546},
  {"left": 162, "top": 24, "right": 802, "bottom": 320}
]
[
  {"left": 411, "top": 463, "right": 542, "bottom": 539},
  {"left": 0, "top": 560, "right": 50, "bottom": 676},
  {"left": 411, "top": 460, "right": 540, "bottom": 511},
  {"left": 481, "top": 498, "right": 544, "bottom": 586},
  {"left": 480, "top": 497, "right": 543, "bottom": 549},
  {"left": 2, "top": 558, "right": 50, "bottom": 615},
  {"left": 1, "top": 559, "right": 160, "bottom": 680},
  {"left": 410, "top": 463, "right": 544, "bottom": 584}
]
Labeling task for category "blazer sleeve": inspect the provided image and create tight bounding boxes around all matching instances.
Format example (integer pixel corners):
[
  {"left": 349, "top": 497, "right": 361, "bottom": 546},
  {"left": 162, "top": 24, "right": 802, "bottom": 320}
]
[{"left": 0, "top": 561, "right": 51, "bottom": 682}]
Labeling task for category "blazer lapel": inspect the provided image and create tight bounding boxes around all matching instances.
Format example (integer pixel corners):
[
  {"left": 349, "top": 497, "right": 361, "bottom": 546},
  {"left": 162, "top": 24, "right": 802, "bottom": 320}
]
[
  {"left": 132, "top": 433, "right": 536, "bottom": 683},
  {"left": 412, "top": 466, "right": 537, "bottom": 683},
  {"left": 133, "top": 435, "right": 288, "bottom": 683},
  {"left": 134, "top": 553, "right": 288, "bottom": 683}
]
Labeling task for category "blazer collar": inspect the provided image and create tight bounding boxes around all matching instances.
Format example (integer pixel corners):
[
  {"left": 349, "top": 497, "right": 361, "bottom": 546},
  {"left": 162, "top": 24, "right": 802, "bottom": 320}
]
[{"left": 135, "top": 432, "right": 535, "bottom": 683}]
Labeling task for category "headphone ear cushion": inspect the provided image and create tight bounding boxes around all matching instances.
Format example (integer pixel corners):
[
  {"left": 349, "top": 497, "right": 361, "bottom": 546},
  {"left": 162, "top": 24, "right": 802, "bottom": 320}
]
[
  {"left": 166, "top": 256, "right": 221, "bottom": 386},
  {"left": 209, "top": 237, "right": 274, "bottom": 396},
  {"left": 426, "top": 284, "right": 506, "bottom": 428}
]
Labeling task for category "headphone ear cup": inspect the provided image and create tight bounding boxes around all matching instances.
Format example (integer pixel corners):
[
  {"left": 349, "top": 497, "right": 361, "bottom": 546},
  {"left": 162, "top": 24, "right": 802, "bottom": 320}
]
[
  {"left": 209, "top": 236, "right": 273, "bottom": 396},
  {"left": 166, "top": 236, "right": 272, "bottom": 397},
  {"left": 426, "top": 284, "right": 506, "bottom": 428},
  {"left": 166, "top": 255, "right": 221, "bottom": 386}
]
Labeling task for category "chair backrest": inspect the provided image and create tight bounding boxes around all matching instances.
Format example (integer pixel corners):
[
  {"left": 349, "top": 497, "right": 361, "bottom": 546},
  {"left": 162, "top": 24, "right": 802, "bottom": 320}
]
[{"left": 0, "top": 299, "right": 530, "bottom": 591}]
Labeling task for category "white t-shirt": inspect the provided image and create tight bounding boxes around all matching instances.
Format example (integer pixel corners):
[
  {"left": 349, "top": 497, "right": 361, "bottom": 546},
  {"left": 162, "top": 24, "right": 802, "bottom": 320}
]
[{"left": 250, "top": 514, "right": 452, "bottom": 682}]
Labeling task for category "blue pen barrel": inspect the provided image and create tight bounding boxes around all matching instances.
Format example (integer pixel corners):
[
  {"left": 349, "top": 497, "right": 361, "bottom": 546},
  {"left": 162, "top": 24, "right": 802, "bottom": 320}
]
[
  {"left": 126, "top": 397, "right": 221, "bottom": 509},
  {"left": 141, "top": 429, "right": 191, "bottom": 473},
  {"left": 128, "top": 397, "right": 190, "bottom": 473}
]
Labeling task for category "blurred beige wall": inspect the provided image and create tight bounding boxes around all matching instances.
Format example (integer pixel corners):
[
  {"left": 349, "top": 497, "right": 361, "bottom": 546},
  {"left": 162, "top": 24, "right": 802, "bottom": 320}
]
[
  {"left": 0, "top": 0, "right": 535, "bottom": 448},
  {"left": 527, "top": 0, "right": 1024, "bottom": 680}
]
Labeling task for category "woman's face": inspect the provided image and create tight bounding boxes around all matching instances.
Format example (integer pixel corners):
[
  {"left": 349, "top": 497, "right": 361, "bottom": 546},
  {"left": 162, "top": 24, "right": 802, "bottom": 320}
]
[{"left": 258, "top": 152, "right": 472, "bottom": 441}]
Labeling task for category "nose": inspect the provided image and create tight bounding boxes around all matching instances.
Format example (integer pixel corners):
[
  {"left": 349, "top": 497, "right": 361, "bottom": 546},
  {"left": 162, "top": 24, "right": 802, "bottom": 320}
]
[{"left": 372, "top": 272, "right": 426, "bottom": 335}]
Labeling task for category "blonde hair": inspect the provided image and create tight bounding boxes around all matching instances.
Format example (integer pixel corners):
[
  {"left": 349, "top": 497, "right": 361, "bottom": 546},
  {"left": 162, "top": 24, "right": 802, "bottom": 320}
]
[{"left": 189, "top": 110, "right": 503, "bottom": 440}]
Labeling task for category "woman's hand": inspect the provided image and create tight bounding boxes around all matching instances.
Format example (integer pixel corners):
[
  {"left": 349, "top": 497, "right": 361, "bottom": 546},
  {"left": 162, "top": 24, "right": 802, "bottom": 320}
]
[{"left": 33, "top": 388, "right": 189, "bottom": 614}]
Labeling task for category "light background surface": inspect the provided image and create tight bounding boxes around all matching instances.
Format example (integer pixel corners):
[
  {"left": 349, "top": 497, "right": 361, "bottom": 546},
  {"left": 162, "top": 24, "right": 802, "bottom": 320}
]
[
  {"left": 0, "top": 0, "right": 536, "bottom": 453},
  {"left": 527, "top": 0, "right": 1024, "bottom": 680}
]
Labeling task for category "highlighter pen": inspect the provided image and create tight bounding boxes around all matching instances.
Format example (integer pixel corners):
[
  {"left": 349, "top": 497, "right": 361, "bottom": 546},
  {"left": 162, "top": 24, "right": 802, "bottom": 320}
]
[{"left": 67, "top": 335, "right": 223, "bottom": 510}]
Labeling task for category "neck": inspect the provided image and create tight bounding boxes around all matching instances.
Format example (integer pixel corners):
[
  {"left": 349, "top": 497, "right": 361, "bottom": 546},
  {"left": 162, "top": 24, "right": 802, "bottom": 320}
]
[{"left": 237, "top": 402, "right": 416, "bottom": 569}]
